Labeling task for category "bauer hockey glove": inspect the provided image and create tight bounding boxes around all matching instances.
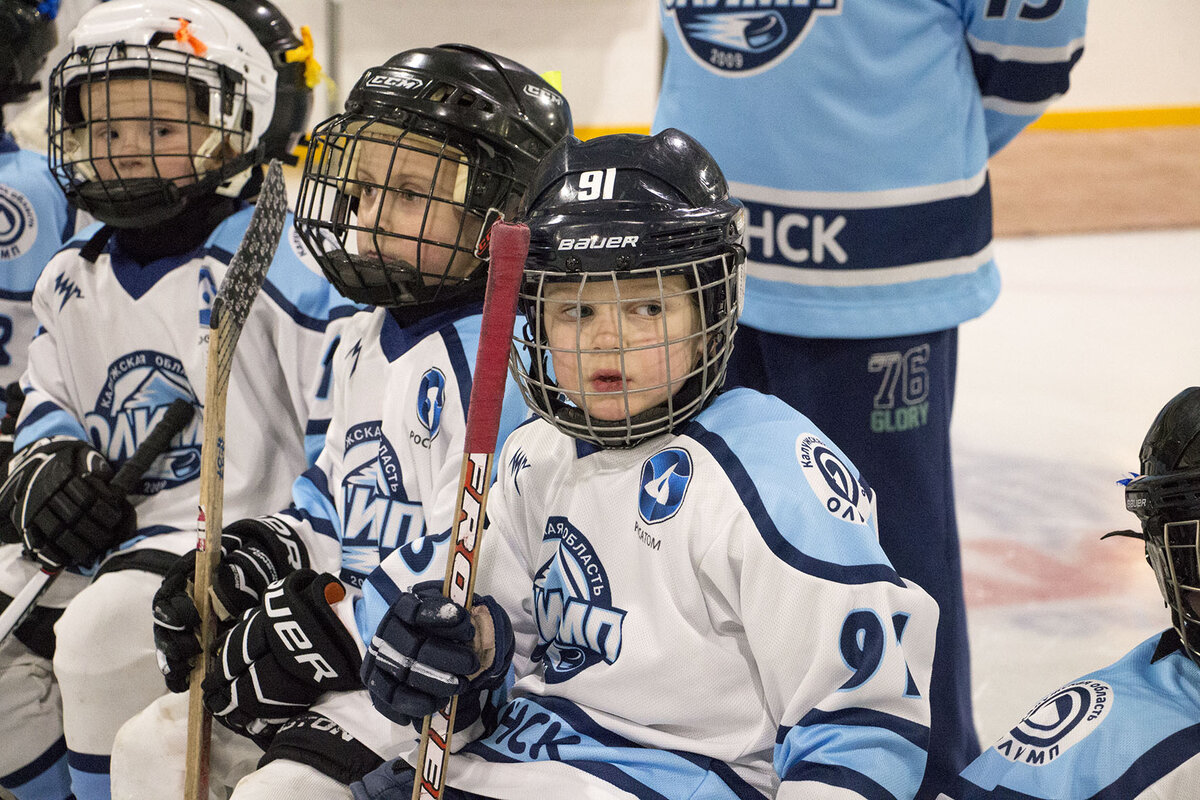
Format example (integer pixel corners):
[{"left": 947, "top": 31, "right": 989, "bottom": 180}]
[
  {"left": 0, "top": 436, "right": 135, "bottom": 569},
  {"left": 152, "top": 517, "right": 311, "bottom": 692},
  {"left": 203, "top": 569, "right": 361, "bottom": 747},
  {"left": 361, "top": 579, "right": 514, "bottom": 727}
]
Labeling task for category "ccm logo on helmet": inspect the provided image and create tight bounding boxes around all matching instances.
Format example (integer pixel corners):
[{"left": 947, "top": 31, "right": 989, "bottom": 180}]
[
  {"left": 365, "top": 73, "right": 426, "bottom": 92},
  {"left": 558, "top": 235, "right": 640, "bottom": 251}
]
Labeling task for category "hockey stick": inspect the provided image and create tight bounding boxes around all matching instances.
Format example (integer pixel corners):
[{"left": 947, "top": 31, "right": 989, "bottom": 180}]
[
  {"left": 0, "top": 397, "right": 196, "bottom": 646},
  {"left": 184, "top": 159, "right": 289, "bottom": 800},
  {"left": 412, "top": 221, "right": 530, "bottom": 800}
]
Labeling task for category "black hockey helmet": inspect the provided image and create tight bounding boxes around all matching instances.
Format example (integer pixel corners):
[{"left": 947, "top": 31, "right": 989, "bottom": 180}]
[
  {"left": 0, "top": 0, "right": 57, "bottom": 109},
  {"left": 212, "top": 0, "right": 314, "bottom": 164},
  {"left": 510, "top": 128, "right": 746, "bottom": 448},
  {"left": 1123, "top": 387, "right": 1200, "bottom": 665},
  {"left": 47, "top": 0, "right": 313, "bottom": 227},
  {"left": 293, "top": 43, "right": 572, "bottom": 307}
]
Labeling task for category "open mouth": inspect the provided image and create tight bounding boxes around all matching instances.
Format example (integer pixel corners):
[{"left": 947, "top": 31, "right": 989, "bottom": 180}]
[{"left": 588, "top": 370, "right": 627, "bottom": 394}]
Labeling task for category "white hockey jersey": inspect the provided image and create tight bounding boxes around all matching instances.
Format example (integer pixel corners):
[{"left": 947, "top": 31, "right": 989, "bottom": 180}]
[
  {"left": 948, "top": 632, "right": 1200, "bottom": 800},
  {"left": 15, "top": 205, "right": 357, "bottom": 565},
  {"left": 275, "top": 303, "right": 531, "bottom": 586},
  {"left": 363, "top": 388, "right": 939, "bottom": 799},
  {"left": 0, "top": 134, "right": 76, "bottom": 386}
]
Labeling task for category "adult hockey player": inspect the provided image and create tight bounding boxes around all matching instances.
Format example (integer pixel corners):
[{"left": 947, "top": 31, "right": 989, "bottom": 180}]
[
  {"left": 124, "top": 45, "right": 573, "bottom": 798},
  {"left": 653, "top": 4, "right": 1090, "bottom": 796},
  {"left": 352, "top": 129, "right": 939, "bottom": 800},
  {"left": 945, "top": 386, "right": 1200, "bottom": 799},
  {"left": 0, "top": 1, "right": 350, "bottom": 798}
]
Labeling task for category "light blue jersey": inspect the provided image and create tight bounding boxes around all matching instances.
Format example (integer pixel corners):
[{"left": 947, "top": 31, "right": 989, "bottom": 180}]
[
  {"left": 951, "top": 632, "right": 1200, "bottom": 800},
  {"left": 654, "top": 0, "right": 1088, "bottom": 338},
  {"left": 0, "top": 133, "right": 75, "bottom": 384}
]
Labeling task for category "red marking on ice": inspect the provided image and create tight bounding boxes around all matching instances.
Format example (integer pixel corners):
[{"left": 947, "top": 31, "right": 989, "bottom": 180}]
[{"left": 962, "top": 534, "right": 1150, "bottom": 608}]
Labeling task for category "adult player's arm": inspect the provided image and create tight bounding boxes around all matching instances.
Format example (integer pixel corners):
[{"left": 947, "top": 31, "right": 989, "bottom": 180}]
[
  {"left": 964, "top": 0, "right": 1089, "bottom": 154},
  {"left": 14, "top": 260, "right": 89, "bottom": 449}
]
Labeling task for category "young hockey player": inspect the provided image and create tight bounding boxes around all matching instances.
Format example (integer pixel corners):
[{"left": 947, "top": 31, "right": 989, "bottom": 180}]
[
  {"left": 0, "top": 1, "right": 347, "bottom": 798},
  {"left": 352, "top": 129, "right": 940, "bottom": 800},
  {"left": 947, "top": 386, "right": 1200, "bottom": 799},
  {"left": 123, "top": 45, "right": 572, "bottom": 798}
]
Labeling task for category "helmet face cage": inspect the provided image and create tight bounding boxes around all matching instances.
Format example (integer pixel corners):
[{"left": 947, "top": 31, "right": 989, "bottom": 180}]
[
  {"left": 48, "top": 46, "right": 251, "bottom": 226},
  {"left": 295, "top": 113, "right": 523, "bottom": 308},
  {"left": 1127, "top": 469, "right": 1200, "bottom": 666},
  {"left": 511, "top": 252, "right": 741, "bottom": 449}
]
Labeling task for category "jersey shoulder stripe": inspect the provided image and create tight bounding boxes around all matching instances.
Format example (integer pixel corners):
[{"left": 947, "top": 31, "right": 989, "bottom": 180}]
[{"left": 687, "top": 389, "right": 900, "bottom": 585}]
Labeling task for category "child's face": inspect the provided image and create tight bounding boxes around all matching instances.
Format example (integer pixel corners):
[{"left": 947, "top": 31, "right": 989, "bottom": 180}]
[
  {"left": 83, "top": 78, "right": 209, "bottom": 183},
  {"left": 543, "top": 274, "right": 702, "bottom": 422},
  {"left": 352, "top": 135, "right": 481, "bottom": 283}
]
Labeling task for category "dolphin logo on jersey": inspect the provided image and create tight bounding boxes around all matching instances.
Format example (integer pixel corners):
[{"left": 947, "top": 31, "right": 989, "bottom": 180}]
[
  {"left": 533, "top": 517, "right": 627, "bottom": 683},
  {"left": 0, "top": 184, "right": 37, "bottom": 260},
  {"left": 416, "top": 368, "right": 446, "bottom": 438},
  {"left": 664, "top": 0, "right": 841, "bottom": 76},
  {"left": 638, "top": 448, "right": 693, "bottom": 524},
  {"left": 83, "top": 350, "right": 202, "bottom": 493},
  {"left": 992, "top": 679, "right": 1113, "bottom": 766},
  {"left": 796, "top": 433, "right": 874, "bottom": 525},
  {"left": 339, "top": 420, "right": 440, "bottom": 586}
]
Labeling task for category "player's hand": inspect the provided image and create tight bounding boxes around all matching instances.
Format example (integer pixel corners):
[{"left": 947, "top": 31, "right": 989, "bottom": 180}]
[
  {"left": 0, "top": 436, "right": 135, "bottom": 569},
  {"left": 202, "top": 569, "right": 361, "bottom": 747},
  {"left": 361, "top": 580, "right": 514, "bottom": 726},
  {"left": 152, "top": 517, "right": 310, "bottom": 692}
]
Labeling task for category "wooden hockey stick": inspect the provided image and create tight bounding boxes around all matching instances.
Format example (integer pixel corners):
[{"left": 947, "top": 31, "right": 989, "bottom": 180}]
[
  {"left": 0, "top": 397, "right": 195, "bottom": 646},
  {"left": 184, "top": 160, "right": 289, "bottom": 800},
  {"left": 412, "top": 221, "right": 530, "bottom": 800}
]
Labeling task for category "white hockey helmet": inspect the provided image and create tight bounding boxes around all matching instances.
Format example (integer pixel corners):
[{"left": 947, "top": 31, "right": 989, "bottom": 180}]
[{"left": 47, "top": 0, "right": 283, "bottom": 226}]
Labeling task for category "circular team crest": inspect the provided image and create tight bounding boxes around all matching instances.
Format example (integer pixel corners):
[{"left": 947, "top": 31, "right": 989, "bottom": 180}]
[
  {"left": 665, "top": 0, "right": 842, "bottom": 76},
  {"left": 992, "top": 680, "right": 1113, "bottom": 766},
  {"left": 796, "top": 433, "right": 874, "bottom": 525},
  {"left": 638, "top": 448, "right": 693, "bottom": 524},
  {"left": 0, "top": 184, "right": 39, "bottom": 261}
]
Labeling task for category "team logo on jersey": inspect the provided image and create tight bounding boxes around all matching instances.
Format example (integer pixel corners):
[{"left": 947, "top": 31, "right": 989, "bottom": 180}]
[
  {"left": 83, "top": 351, "right": 202, "bottom": 493},
  {"left": 340, "top": 420, "right": 440, "bottom": 586},
  {"left": 198, "top": 267, "right": 218, "bottom": 326},
  {"left": 509, "top": 447, "right": 531, "bottom": 495},
  {"left": 416, "top": 368, "right": 446, "bottom": 440},
  {"left": 533, "top": 516, "right": 627, "bottom": 683},
  {"left": 664, "top": 0, "right": 841, "bottom": 76},
  {"left": 53, "top": 274, "right": 83, "bottom": 311},
  {"left": 992, "top": 679, "right": 1113, "bottom": 766},
  {"left": 638, "top": 448, "right": 693, "bottom": 524},
  {"left": 0, "top": 184, "right": 38, "bottom": 261},
  {"left": 796, "top": 433, "right": 874, "bottom": 525}
]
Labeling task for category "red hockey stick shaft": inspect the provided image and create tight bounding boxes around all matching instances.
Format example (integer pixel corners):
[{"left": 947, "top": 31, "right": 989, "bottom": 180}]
[{"left": 412, "top": 221, "right": 529, "bottom": 800}]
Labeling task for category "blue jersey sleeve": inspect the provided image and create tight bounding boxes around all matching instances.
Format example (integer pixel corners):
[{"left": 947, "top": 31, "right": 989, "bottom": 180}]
[{"left": 963, "top": 0, "right": 1089, "bottom": 153}]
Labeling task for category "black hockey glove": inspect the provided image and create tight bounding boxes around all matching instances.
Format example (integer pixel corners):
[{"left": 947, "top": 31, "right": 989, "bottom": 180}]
[
  {"left": 153, "top": 517, "right": 311, "bottom": 693},
  {"left": 0, "top": 436, "right": 135, "bottom": 569},
  {"left": 202, "top": 569, "right": 362, "bottom": 748},
  {"left": 361, "top": 580, "right": 514, "bottom": 727}
]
